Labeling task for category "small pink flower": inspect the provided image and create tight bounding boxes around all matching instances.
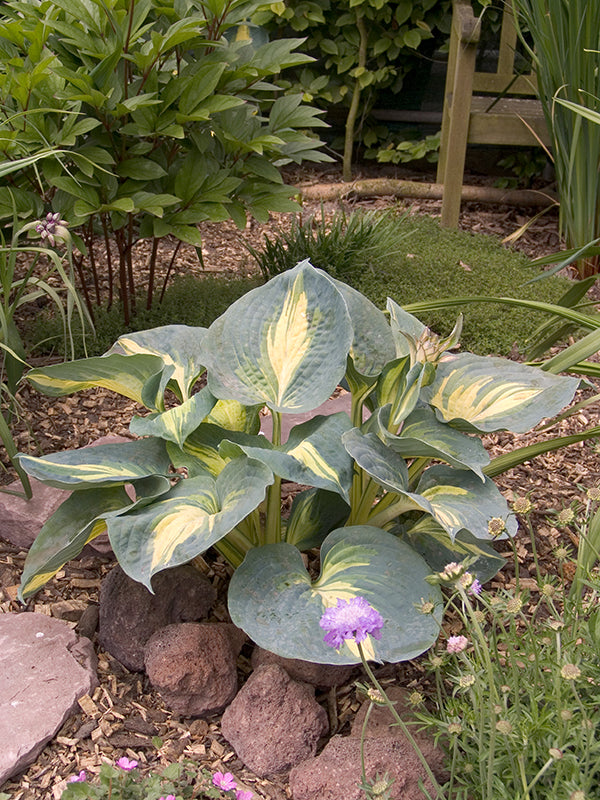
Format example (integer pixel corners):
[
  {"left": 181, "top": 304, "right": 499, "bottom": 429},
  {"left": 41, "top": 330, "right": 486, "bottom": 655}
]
[
  {"left": 68, "top": 770, "right": 87, "bottom": 783},
  {"left": 446, "top": 635, "right": 469, "bottom": 654},
  {"left": 236, "top": 790, "right": 254, "bottom": 800},
  {"left": 213, "top": 771, "right": 237, "bottom": 791},
  {"left": 159, "top": 796, "right": 176, "bottom": 800},
  {"left": 116, "top": 756, "right": 138, "bottom": 771}
]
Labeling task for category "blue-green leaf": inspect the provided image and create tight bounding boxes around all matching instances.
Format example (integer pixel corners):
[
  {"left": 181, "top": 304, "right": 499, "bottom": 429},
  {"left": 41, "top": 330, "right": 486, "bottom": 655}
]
[
  {"left": 423, "top": 353, "right": 579, "bottom": 433},
  {"left": 18, "top": 438, "right": 171, "bottom": 490},
  {"left": 204, "top": 260, "right": 353, "bottom": 413},
  {"left": 221, "top": 413, "right": 354, "bottom": 500},
  {"left": 26, "top": 353, "right": 165, "bottom": 409},
  {"left": 228, "top": 526, "right": 442, "bottom": 664},
  {"left": 107, "top": 457, "right": 274, "bottom": 587}
]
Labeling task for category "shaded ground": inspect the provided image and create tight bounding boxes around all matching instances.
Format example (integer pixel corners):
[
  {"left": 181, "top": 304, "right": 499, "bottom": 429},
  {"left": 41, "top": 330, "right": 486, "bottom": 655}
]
[{"left": 1, "top": 163, "right": 598, "bottom": 799}]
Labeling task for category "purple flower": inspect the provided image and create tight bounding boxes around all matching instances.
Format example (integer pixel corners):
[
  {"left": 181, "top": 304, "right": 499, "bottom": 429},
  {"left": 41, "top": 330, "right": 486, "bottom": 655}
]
[
  {"left": 213, "top": 771, "right": 237, "bottom": 791},
  {"left": 446, "top": 635, "right": 469, "bottom": 654},
  {"left": 469, "top": 579, "right": 483, "bottom": 596},
  {"left": 319, "top": 597, "right": 384, "bottom": 650},
  {"left": 235, "top": 790, "right": 254, "bottom": 800},
  {"left": 68, "top": 770, "right": 87, "bottom": 783},
  {"left": 115, "top": 757, "right": 138, "bottom": 771},
  {"left": 159, "top": 796, "right": 176, "bottom": 800}
]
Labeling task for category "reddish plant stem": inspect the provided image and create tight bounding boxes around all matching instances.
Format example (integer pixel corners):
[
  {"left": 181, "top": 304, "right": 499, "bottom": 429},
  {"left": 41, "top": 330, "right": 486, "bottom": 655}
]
[
  {"left": 147, "top": 237, "right": 160, "bottom": 310},
  {"left": 101, "top": 213, "right": 114, "bottom": 310},
  {"left": 159, "top": 239, "right": 183, "bottom": 303}
]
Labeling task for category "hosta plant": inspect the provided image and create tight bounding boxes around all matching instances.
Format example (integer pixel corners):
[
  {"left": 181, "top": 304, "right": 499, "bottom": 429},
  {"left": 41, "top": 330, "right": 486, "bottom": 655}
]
[{"left": 17, "top": 261, "right": 585, "bottom": 664}]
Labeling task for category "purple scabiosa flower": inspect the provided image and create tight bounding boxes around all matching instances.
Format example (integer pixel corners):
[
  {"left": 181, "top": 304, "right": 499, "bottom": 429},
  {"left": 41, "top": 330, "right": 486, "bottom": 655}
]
[
  {"left": 68, "top": 770, "right": 87, "bottom": 783},
  {"left": 446, "top": 635, "right": 468, "bottom": 654},
  {"left": 213, "top": 771, "right": 237, "bottom": 791},
  {"left": 35, "top": 212, "right": 69, "bottom": 247},
  {"left": 116, "top": 757, "right": 138, "bottom": 771},
  {"left": 319, "top": 597, "right": 384, "bottom": 650},
  {"left": 469, "top": 579, "right": 483, "bottom": 596},
  {"left": 235, "top": 790, "right": 254, "bottom": 800}
]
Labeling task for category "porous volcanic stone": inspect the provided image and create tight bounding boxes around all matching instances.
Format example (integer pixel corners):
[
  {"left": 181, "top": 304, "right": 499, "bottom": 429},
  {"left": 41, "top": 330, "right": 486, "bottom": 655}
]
[
  {"left": 289, "top": 687, "right": 447, "bottom": 800},
  {"left": 221, "top": 663, "right": 329, "bottom": 776},
  {"left": 251, "top": 646, "right": 355, "bottom": 688},
  {"left": 0, "top": 613, "right": 98, "bottom": 788},
  {"left": 144, "top": 622, "right": 246, "bottom": 716},
  {"left": 99, "top": 564, "right": 217, "bottom": 671}
]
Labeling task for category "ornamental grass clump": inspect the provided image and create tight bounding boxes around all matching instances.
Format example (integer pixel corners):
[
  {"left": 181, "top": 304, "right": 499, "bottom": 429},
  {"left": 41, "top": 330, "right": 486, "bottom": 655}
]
[{"left": 15, "top": 260, "right": 599, "bottom": 667}]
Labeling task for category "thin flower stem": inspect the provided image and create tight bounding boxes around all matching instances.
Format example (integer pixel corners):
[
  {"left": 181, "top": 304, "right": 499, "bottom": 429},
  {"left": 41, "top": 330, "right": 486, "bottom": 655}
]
[
  {"left": 360, "top": 701, "right": 374, "bottom": 790},
  {"left": 357, "top": 643, "right": 446, "bottom": 800}
]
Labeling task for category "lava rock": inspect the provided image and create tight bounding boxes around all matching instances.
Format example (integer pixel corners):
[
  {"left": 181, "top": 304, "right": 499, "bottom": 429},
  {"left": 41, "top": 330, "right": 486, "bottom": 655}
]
[
  {"left": 221, "top": 663, "right": 329, "bottom": 777},
  {"left": 0, "top": 613, "right": 98, "bottom": 787},
  {"left": 251, "top": 646, "right": 355, "bottom": 689},
  {"left": 289, "top": 687, "right": 447, "bottom": 800},
  {"left": 99, "top": 564, "right": 217, "bottom": 671},
  {"left": 144, "top": 622, "right": 246, "bottom": 716}
]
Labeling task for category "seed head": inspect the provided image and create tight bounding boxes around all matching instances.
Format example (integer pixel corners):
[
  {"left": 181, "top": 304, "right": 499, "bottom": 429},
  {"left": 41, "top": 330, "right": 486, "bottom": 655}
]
[
  {"left": 488, "top": 517, "right": 506, "bottom": 538},
  {"left": 505, "top": 595, "right": 523, "bottom": 614},
  {"left": 560, "top": 663, "right": 581, "bottom": 681},
  {"left": 447, "top": 721, "right": 463, "bottom": 735},
  {"left": 512, "top": 497, "right": 533, "bottom": 515},
  {"left": 556, "top": 508, "right": 575, "bottom": 526},
  {"left": 409, "top": 691, "right": 424, "bottom": 707},
  {"left": 495, "top": 720, "right": 513, "bottom": 735},
  {"left": 458, "top": 674, "right": 475, "bottom": 689},
  {"left": 586, "top": 486, "right": 600, "bottom": 502}
]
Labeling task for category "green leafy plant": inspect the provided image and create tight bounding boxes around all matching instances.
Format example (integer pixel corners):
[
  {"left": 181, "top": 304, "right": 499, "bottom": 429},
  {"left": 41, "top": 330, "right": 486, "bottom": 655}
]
[
  {"left": 260, "top": 0, "right": 452, "bottom": 178},
  {"left": 413, "top": 517, "right": 600, "bottom": 800},
  {"left": 366, "top": 130, "right": 441, "bottom": 166},
  {"left": 512, "top": 0, "right": 600, "bottom": 277},
  {"left": 61, "top": 759, "right": 254, "bottom": 799},
  {"left": 17, "top": 260, "right": 589, "bottom": 664},
  {"left": 0, "top": 0, "right": 330, "bottom": 324}
]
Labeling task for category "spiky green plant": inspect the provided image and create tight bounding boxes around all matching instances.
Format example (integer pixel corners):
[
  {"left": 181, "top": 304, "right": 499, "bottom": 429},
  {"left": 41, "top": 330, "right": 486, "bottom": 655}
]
[{"left": 512, "top": 0, "right": 600, "bottom": 277}]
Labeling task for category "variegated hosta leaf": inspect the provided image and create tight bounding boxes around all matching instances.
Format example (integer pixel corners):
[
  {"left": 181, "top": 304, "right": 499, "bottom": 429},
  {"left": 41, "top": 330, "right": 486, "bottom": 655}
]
[
  {"left": 414, "top": 465, "right": 517, "bottom": 541},
  {"left": 18, "top": 437, "right": 172, "bottom": 490},
  {"left": 26, "top": 353, "right": 165, "bottom": 410},
  {"left": 18, "top": 476, "right": 171, "bottom": 600},
  {"left": 129, "top": 387, "right": 217, "bottom": 447},
  {"left": 220, "top": 413, "right": 354, "bottom": 501},
  {"left": 403, "top": 517, "right": 505, "bottom": 583},
  {"left": 204, "top": 260, "right": 353, "bottom": 413},
  {"left": 285, "top": 488, "right": 350, "bottom": 550},
  {"left": 342, "top": 426, "right": 410, "bottom": 495},
  {"left": 386, "top": 299, "right": 426, "bottom": 358},
  {"left": 323, "top": 275, "right": 396, "bottom": 377},
  {"left": 228, "top": 526, "right": 442, "bottom": 665},
  {"left": 106, "top": 457, "right": 274, "bottom": 588},
  {"left": 388, "top": 406, "right": 490, "bottom": 480},
  {"left": 204, "top": 398, "right": 262, "bottom": 434},
  {"left": 112, "top": 324, "right": 208, "bottom": 401},
  {"left": 376, "top": 358, "right": 434, "bottom": 427},
  {"left": 19, "top": 486, "right": 131, "bottom": 600},
  {"left": 174, "top": 422, "right": 233, "bottom": 477},
  {"left": 423, "top": 353, "right": 579, "bottom": 433}
]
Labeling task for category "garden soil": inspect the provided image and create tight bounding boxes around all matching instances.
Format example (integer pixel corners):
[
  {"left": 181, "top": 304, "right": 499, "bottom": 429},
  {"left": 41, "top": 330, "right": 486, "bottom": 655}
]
[{"left": 0, "top": 162, "right": 598, "bottom": 799}]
